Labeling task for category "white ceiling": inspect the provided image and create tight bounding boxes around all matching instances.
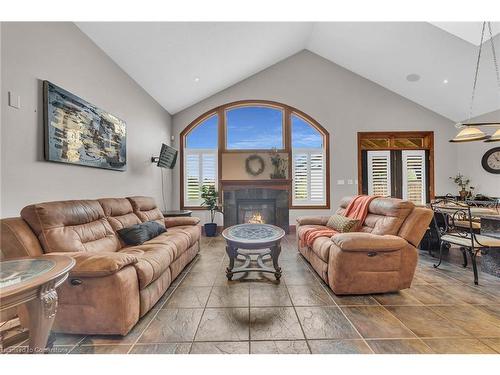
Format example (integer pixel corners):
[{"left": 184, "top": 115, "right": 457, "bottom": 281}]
[
  {"left": 77, "top": 22, "right": 312, "bottom": 114},
  {"left": 430, "top": 22, "right": 500, "bottom": 46},
  {"left": 77, "top": 22, "right": 500, "bottom": 121}
]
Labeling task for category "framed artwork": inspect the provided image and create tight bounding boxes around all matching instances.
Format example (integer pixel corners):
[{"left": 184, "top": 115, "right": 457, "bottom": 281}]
[{"left": 43, "top": 81, "right": 127, "bottom": 171}]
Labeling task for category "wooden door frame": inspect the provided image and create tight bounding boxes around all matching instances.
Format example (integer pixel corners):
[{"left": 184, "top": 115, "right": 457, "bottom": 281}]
[{"left": 357, "top": 131, "right": 435, "bottom": 200}]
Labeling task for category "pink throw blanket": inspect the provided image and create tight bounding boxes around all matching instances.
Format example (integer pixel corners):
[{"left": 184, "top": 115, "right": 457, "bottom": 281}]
[{"left": 300, "top": 195, "right": 377, "bottom": 247}]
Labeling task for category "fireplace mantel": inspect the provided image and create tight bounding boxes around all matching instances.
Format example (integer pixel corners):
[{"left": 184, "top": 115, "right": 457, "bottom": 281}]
[{"left": 220, "top": 179, "right": 290, "bottom": 190}]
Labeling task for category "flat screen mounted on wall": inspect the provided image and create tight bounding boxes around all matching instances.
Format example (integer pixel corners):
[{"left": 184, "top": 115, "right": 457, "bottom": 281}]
[
  {"left": 152, "top": 143, "right": 178, "bottom": 169},
  {"left": 43, "top": 81, "right": 127, "bottom": 171}
]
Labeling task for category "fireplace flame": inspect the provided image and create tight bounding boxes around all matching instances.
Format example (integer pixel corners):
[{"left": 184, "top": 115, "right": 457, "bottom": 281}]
[{"left": 248, "top": 212, "right": 264, "bottom": 224}]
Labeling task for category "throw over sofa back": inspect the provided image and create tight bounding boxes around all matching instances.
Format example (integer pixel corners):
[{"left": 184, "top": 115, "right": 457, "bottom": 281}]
[{"left": 337, "top": 196, "right": 414, "bottom": 235}]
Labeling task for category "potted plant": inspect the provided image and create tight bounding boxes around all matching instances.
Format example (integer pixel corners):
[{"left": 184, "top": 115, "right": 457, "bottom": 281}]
[
  {"left": 201, "top": 185, "right": 221, "bottom": 237},
  {"left": 449, "top": 173, "right": 473, "bottom": 201}
]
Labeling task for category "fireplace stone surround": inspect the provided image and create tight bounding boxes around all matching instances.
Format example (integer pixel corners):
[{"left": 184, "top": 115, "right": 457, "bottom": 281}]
[{"left": 222, "top": 180, "right": 290, "bottom": 233}]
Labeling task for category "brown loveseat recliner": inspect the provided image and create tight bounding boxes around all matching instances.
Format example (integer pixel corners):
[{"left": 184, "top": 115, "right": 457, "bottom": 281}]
[
  {"left": 297, "top": 196, "right": 433, "bottom": 295},
  {"left": 0, "top": 196, "right": 201, "bottom": 336}
]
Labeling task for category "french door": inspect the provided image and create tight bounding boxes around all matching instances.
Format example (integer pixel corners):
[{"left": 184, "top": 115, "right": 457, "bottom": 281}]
[
  {"left": 362, "top": 149, "right": 429, "bottom": 205},
  {"left": 358, "top": 131, "right": 434, "bottom": 205}
]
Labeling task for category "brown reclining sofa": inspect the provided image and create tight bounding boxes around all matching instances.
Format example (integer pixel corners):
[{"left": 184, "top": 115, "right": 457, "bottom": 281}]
[
  {"left": 297, "top": 196, "right": 433, "bottom": 295},
  {"left": 0, "top": 196, "right": 201, "bottom": 335}
]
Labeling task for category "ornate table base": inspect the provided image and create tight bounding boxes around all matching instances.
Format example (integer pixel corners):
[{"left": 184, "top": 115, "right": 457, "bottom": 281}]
[
  {"left": 0, "top": 256, "right": 74, "bottom": 354},
  {"left": 222, "top": 224, "right": 285, "bottom": 281},
  {"left": 226, "top": 245, "right": 282, "bottom": 280},
  {"left": 16, "top": 282, "right": 58, "bottom": 353}
]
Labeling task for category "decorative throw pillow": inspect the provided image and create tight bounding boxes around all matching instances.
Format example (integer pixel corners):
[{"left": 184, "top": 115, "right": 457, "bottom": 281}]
[
  {"left": 326, "top": 214, "right": 360, "bottom": 233},
  {"left": 117, "top": 221, "right": 166, "bottom": 246}
]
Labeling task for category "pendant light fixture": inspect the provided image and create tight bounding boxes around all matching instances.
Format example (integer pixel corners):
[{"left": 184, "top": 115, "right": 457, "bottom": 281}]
[
  {"left": 450, "top": 126, "right": 489, "bottom": 142},
  {"left": 450, "top": 22, "right": 500, "bottom": 143},
  {"left": 485, "top": 128, "right": 500, "bottom": 142}
]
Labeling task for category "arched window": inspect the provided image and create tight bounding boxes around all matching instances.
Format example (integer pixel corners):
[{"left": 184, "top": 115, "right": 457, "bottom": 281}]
[
  {"left": 180, "top": 101, "right": 330, "bottom": 209},
  {"left": 291, "top": 113, "right": 326, "bottom": 206},
  {"left": 183, "top": 114, "right": 218, "bottom": 206}
]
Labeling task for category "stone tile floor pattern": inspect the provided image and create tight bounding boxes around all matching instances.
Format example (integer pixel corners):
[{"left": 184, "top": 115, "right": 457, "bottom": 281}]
[{"left": 8, "top": 234, "right": 500, "bottom": 354}]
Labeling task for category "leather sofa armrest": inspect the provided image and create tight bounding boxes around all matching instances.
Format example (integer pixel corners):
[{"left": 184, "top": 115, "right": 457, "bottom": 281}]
[
  {"left": 164, "top": 217, "right": 200, "bottom": 228},
  {"left": 296, "top": 216, "right": 331, "bottom": 226},
  {"left": 49, "top": 252, "right": 138, "bottom": 277},
  {"left": 331, "top": 233, "right": 407, "bottom": 252}
]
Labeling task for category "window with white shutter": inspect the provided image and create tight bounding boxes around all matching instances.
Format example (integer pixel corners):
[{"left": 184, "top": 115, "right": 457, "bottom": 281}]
[
  {"left": 292, "top": 149, "right": 326, "bottom": 205},
  {"left": 184, "top": 150, "right": 218, "bottom": 206},
  {"left": 402, "top": 150, "right": 426, "bottom": 205},
  {"left": 183, "top": 114, "right": 218, "bottom": 207},
  {"left": 367, "top": 150, "right": 391, "bottom": 197},
  {"left": 291, "top": 113, "right": 327, "bottom": 206}
]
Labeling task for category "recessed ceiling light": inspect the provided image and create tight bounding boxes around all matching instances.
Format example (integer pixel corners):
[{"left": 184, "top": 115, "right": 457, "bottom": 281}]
[
  {"left": 194, "top": 77, "right": 200, "bottom": 83},
  {"left": 443, "top": 79, "right": 449, "bottom": 84},
  {"left": 406, "top": 73, "right": 421, "bottom": 82}
]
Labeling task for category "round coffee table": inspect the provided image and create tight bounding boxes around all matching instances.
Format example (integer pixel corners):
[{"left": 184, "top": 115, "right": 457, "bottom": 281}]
[{"left": 222, "top": 223, "right": 285, "bottom": 280}]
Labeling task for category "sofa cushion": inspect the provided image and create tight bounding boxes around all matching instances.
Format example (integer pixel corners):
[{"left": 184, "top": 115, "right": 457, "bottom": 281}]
[
  {"left": 120, "top": 244, "right": 175, "bottom": 289},
  {"left": 167, "top": 225, "right": 201, "bottom": 247},
  {"left": 143, "top": 232, "right": 191, "bottom": 260},
  {"left": 337, "top": 196, "right": 414, "bottom": 235},
  {"left": 297, "top": 224, "right": 334, "bottom": 262},
  {"left": 98, "top": 198, "right": 141, "bottom": 231},
  {"left": 332, "top": 232, "right": 407, "bottom": 251},
  {"left": 21, "top": 200, "right": 121, "bottom": 253},
  {"left": 127, "top": 196, "right": 165, "bottom": 228},
  {"left": 311, "top": 236, "right": 333, "bottom": 263},
  {"left": 117, "top": 221, "right": 166, "bottom": 246},
  {"left": 297, "top": 224, "right": 328, "bottom": 242},
  {"left": 165, "top": 217, "right": 201, "bottom": 228},
  {"left": 59, "top": 251, "right": 138, "bottom": 277}
]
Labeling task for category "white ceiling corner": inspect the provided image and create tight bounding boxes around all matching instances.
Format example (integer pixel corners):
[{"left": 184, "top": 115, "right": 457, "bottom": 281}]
[
  {"left": 77, "top": 22, "right": 500, "bottom": 121},
  {"left": 430, "top": 22, "right": 500, "bottom": 46}
]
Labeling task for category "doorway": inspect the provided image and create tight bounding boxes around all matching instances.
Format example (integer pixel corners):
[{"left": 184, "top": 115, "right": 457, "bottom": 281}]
[{"left": 358, "top": 131, "right": 434, "bottom": 204}]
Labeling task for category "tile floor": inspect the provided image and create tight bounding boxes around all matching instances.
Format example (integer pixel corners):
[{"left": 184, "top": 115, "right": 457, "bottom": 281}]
[{"left": 8, "top": 234, "right": 500, "bottom": 354}]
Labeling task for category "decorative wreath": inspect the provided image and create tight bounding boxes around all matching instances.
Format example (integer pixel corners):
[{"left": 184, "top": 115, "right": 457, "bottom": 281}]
[{"left": 245, "top": 154, "right": 265, "bottom": 176}]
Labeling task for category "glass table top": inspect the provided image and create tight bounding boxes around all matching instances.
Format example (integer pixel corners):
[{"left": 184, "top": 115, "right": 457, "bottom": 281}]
[
  {"left": 0, "top": 259, "right": 56, "bottom": 289},
  {"left": 223, "top": 224, "right": 284, "bottom": 243}
]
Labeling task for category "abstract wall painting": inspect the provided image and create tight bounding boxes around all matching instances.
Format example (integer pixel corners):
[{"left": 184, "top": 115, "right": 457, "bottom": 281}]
[{"left": 43, "top": 81, "right": 127, "bottom": 171}]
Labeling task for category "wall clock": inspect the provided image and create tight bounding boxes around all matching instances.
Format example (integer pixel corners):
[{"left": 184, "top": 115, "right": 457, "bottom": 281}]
[{"left": 481, "top": 147, "right": 500, "bottom": 174}]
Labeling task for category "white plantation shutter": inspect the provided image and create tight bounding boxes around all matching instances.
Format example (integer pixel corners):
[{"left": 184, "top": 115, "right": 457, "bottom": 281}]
[
  {"left": 402, "top": 150, "right": 426, "bottom": 205},
  {"left": 292, "top": 149, "right": 326, "bottom": 205},
  {"left": 367, "top": 151, "right": 391, "bottom": 197},
  {"left": 184, "top": 149, "right": 218, "bottom": 206}
]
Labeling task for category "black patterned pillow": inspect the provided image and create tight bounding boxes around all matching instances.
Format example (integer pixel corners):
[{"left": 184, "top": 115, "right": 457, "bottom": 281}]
[
  {"left": 117, "top": 221, "right": 166, "bottom": 246},
  {"left": 326, "top": 215, "right": 359, "bottom": 232}
]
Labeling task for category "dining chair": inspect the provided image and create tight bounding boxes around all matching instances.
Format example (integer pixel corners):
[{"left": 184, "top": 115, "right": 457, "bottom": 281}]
[{"left": 431, "top": 199, "right": 500, "bottom": 285}]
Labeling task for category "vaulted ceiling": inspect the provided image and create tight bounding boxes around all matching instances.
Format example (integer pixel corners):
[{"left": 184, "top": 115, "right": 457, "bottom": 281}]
[{"left": 77, "top": 22, "right": 500, "bottom": 121}]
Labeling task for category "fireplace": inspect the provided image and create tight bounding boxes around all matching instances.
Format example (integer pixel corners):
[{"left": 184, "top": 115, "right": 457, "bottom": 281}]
[
  {"left": 222, "top": 180, "right": 289, "bottom": 233},
  {"left": 237, "top": 199, "right": 276, "bottom": 225}
]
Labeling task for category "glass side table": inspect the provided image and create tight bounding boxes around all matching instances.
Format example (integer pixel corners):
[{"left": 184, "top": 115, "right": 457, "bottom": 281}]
[
  {"left": 0, "top": 255, "right": 75, "bottom": 353},
  {"left": 222, "top": 223, "right": 285, "bottom": 281}
]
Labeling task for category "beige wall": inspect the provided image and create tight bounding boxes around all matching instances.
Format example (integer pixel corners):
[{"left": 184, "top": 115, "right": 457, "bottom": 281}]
[
  {"left": 221, "top": 152, "right": 288, "bottom": 180},
  {"left": 172, "top": 50, "right": 458, "bottom": 225},
  {"left": 454, "top": 110, "right": 500, "bottom": 197},
  {"left": 0, "top": 22, "right": 172, "bottom": 217}
]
